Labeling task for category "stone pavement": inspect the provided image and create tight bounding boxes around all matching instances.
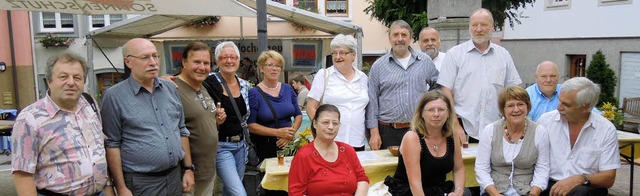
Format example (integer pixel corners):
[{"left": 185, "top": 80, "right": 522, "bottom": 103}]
[{"left": 0, "top": 154, "right": 638, "bottom": 195}]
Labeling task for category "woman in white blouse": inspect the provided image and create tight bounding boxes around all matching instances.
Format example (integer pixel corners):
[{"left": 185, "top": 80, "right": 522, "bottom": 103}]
[
  {"left": 475, "top": 86, "right": 550, "bottom": 196},
  {"left": 306, "top": 34, "right": 369, "bottom": 151}
]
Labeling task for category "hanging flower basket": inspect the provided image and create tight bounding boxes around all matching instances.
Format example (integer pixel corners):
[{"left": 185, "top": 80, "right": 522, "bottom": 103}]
[
  {"left": 39, "top": 33, "right": 73, "bottom": 48},
  {"left": 187, "top": 16, "right": 221, "bottom": 28}
]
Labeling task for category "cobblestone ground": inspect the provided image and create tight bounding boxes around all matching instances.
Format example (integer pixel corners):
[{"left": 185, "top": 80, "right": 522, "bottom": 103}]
[{"left": 0, "top": 154, "right": 638, "bottom": 195}]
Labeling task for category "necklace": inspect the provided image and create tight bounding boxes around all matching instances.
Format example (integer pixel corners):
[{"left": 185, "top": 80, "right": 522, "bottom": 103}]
[
  {"left": 260, "top": 82, "right": 280, "bottom": 91},
  {"left": 504, "top": 122, "right": 527, "bottom": 143},
  {"left": 425, "top": 136, "right": 443, "bottom": 151}
]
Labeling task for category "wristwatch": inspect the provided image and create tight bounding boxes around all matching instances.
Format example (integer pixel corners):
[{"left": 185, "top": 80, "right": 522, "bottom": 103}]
[
  {"left": 582, "top": 174, "right": 591, "bottom": 186},
  {"left": 184, "top": 164, "right": 196, "bottom": 172}
]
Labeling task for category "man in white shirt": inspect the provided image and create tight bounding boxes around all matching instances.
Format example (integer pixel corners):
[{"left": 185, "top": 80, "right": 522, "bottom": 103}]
[
  {"left": 419, "top": 27, "right": 446, "bottom": 72},
  {"left": 538, "top": 77, "right": 620, "bottom": 196},
  {"left": 437, "top": 8, "right": 522, "bottom": 141}
]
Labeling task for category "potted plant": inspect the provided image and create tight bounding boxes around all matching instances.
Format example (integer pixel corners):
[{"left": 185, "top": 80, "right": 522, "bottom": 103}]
[
  {"left": 39, "top": 33, "right": 73, "bottom": 48},
  {"left": 290, "top": 0, "right": 317, "bottom": 32},
  {"left": 187, "top": 16, "right": 221, "bottom": 28},
  {"left": 600, "top": 102, "right": 623, "bottom": 129},
  {"left": 283, "top": 127, "right": 313, "bottom": 156}
]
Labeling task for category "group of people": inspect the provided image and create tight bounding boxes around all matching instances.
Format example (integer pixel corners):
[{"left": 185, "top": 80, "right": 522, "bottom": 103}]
[{"left": 9, "top": 7, "right": 621, "bottom": 196}]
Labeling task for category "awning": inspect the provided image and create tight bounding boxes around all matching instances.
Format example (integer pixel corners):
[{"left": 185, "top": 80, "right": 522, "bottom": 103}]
[
  {"left": 0, "top": 0, "right": 256, "bottom": 17},
  {"left": 237, "top": 0, "right": 361, "bottom": 35}
]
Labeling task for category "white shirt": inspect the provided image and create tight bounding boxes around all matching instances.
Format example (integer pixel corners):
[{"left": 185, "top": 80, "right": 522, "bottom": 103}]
[
  {"left": 397, "top": 55, "right": 411, "bottom": 70},
  {"left": 537, "top": 110, "right": 621, "bottom": 181},
  {"left": 432, "top": 51, "right": 446, "bottom": 72},
  {"left": 437, "top": 40, "right": 522, "bottom": 138},
  {"left": 475, "top": 121, "right": 550, "bottom": 194},
  {"left": 308, "top": 67, "right": 369, "bottom": 147}
]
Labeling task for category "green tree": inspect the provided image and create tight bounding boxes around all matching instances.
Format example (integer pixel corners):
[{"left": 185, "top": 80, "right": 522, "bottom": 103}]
[
  {"left": 364, "top": 0, "right": 534, "bottom": 40},
  {"left": 586, "top": 50, "right": 618, "bottom": 107}
]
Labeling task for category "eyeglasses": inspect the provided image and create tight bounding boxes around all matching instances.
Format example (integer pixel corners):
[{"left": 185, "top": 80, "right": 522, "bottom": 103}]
[
  {"left": 127, "top": 54, "right": 160, "bottom": 62},
  {"left": 219, "top": 56, "right": 238, "bottom": 61},
  {"left": 197, "top": 92, "right": 216, "bottom": 112},
  {"left": 505, "top": 102, "right": 527, "bottom": 110},
  {"left": 265, "top": 63, "right": 282, "bottom": 69},
  {"left": 423, "top": 108, "right": 448, "bottom": 115},
  {"left": 317, "top": 120, "right": 340, "bottom": 127},
  {"left": 331, "top": 51, "right": 352, "bottom": 57}
]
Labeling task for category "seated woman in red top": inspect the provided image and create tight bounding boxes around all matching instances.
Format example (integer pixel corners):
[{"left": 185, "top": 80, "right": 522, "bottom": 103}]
[{"left": 288, "top": 104, "right": 369, "bottom": 196}]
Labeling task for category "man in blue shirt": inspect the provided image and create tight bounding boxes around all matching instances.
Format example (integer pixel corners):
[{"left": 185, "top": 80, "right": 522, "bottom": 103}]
[{"left": 526, "top": 61, "right": 598, "bottom": 121}]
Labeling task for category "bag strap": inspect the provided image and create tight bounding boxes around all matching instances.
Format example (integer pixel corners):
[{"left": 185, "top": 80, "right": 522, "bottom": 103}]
[
  {"left": 82, "top": 92, "right": 98, "bottom": 115},
  {"left": 215, "top": 73, "right": 251, "bottom": 141},
  {"left": 318, "top": 68, "right": 330, "bottom": 104},
  {"left": 256, "top": 86, "right": 281, "bottom": 128}
]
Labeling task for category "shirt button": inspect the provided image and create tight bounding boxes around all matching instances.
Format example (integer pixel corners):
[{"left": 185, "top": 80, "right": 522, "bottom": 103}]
[
  {"left": 161, "top": 124, "right": 164, "bottom": 126},
  {"left": 155, "top": 108, "right": 158, "bottom": 111},
  {"left": 169, "top": 152, "right": 172, "bottom": 155},
  {"left": 166, "top": 137, "right": 169, "bottom": 140}
]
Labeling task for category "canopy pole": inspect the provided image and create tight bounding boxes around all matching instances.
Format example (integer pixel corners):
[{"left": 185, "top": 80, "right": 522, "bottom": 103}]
[
  {"left": 257, "top": 0, "right": 267, "bottom": 82},
  {"left": 356, "top": 28, "right": 363, "bottom": 70}
]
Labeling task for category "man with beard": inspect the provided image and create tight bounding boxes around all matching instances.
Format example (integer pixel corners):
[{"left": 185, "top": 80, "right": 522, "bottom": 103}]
[
  {"left": 101, "top": 38, "right": 195, "bottom": 195},
  {"left": 419, "top": 27, "right": 446, "bottom": 72},
  {"left": 366, "top": 20, "right": 440, "bottom": 150},
  {"left": 538, "top": 77, "right": 619, "bottom": 195},
  {"left": 437, "top": 8, "right": 522, "bottom": 142}
]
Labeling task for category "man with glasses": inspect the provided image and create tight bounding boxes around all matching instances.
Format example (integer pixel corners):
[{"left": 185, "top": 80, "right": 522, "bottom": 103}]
[
  {"left": 366, "top": 20, "right": 440, "bottom": 150},
  {"left": 101, "top": 38, "right": 195, "bottom": 195},
  {"left": 437, "top": 8, "right": 522, "bottom": 142},
  {"left": 175, "top": 41, "right": 227, "bottom": 196}
]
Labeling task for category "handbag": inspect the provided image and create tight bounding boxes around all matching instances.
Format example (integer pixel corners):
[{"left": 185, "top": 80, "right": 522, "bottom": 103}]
[{"left": 215, "top": 73, "right": 261, "bottom": 167}]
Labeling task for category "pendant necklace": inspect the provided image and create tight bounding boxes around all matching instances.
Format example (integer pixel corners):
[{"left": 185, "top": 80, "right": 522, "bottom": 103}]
[{"left": 504, "top": 122, "right": 527, "bottom": 143}]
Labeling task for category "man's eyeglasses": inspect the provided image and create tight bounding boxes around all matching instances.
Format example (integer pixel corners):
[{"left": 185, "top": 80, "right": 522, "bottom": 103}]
[{"left": 127, "top": 54, "right": 160, "bottom": 62}]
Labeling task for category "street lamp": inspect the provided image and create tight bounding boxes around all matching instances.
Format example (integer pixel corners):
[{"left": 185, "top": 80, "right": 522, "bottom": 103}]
[{"left": 0, "top": 62, "right": 6, "bottom": 72}]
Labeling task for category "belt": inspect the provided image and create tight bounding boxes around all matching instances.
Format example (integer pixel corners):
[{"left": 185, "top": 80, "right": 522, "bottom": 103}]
[
  {"left": 37, "top": 189, "right": 102, "bottom": 196},
  {"left": 378, "top": 121, "right": 411, "bottom": 129},
  {"left": 219, "top": 134, "right": 243, "bottom": 142},
  {"left": 125, "top": 165, "right": 178, "bottom": 177}
]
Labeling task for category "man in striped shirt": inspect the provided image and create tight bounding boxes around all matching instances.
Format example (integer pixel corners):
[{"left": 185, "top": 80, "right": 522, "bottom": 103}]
[{"left": 366, "top": 20, "right": 440, "bottom": 150}]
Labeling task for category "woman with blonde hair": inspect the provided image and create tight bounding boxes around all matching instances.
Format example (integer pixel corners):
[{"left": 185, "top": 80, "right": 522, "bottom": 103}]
[{"left": 385, "top": 90, "right": 467, "bottom": 196}]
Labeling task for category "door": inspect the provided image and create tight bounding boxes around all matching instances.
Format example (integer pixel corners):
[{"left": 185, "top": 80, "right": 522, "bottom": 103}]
[{"left": 619, "top": 52, "right": 640, "bottom": 105}]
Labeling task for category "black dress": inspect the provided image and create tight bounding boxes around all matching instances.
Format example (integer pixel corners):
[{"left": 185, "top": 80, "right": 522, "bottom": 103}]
[{"left": 385, "top": 133, "right": 455, "bottom": 195}]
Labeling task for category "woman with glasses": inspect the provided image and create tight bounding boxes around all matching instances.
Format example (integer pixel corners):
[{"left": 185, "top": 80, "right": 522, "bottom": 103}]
[
  {"left": 475, "top": 86, "right": 549, "bottom": 196},
  {"left": 289, "top": 104, "right": 369, "bottom": 196},
  {"left": 247, "top": 50, "right": 302, "bottom": 162},
  {"left": 202, "top": 41, "right": 252, "bottom": 196},
  {"left": 306, "top": 34, "right": 369, "bottom": 151},
  {"left": 385, "top": 90, "right": 467, "bottom": 196}
]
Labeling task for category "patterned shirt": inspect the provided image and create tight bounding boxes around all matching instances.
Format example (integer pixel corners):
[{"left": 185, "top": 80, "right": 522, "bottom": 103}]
[
  {"left": 366, "top": 47, "right": 440, "bottom": 128},
  {"left": 12, "top": 94, "right": 107, "bottom": 195}
]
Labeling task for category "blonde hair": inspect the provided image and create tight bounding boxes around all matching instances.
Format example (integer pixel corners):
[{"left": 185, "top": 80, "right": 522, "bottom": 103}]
[
  {"left": 256, "top": 50, "right": 285, "bottom": 69},
  {"left": 410, "top": 90, "right": 455, "bottom": 137}
]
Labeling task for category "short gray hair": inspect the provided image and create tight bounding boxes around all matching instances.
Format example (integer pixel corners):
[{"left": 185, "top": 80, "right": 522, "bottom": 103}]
[
  {"left": 330, "top": 34, "right": 357, "bottom": 53},
  {"left": 45, "top": 52, "right": 89, "bottom": 82},
  {"left": 388, "top": 20, "right": 413, "bottom": 37},
  {"left": 214, "top": 41, "right": 240, "bottom": 61},
  {"left": 561, "top": 77, "right": 601, "bottom": 110}
]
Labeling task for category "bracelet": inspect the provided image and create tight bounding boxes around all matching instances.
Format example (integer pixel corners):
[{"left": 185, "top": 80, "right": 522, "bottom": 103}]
[
  {"left": 105, "top": 181, "right": 113, "bottom": 186},
  {"left": 454, "top": 187, "right": 464, "bottom": 193}
]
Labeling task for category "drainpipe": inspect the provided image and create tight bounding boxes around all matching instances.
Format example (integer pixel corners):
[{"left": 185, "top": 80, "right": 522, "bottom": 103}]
[{"left": 7, "top": 11, "right": 20, "bottom": 110}]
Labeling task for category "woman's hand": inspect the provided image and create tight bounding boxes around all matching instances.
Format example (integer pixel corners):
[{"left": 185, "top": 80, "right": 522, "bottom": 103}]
[
  {"left": 277, "top": 127, "right": 296, "bottom": 140},
  {"left": 276, "top": 137, "right": 291, "bottom": 148},
  {"left": 215, "top": 102, "right": 226, "bottom": 125}
]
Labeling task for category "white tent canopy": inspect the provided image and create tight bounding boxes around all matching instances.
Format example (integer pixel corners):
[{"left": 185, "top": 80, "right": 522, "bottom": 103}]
[{"left": 0, "top": 0, "right": 256, "bottom": 16}]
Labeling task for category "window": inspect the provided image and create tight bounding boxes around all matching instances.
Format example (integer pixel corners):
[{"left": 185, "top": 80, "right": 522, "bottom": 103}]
[
  {"left": 40, "top": 12, "right": 74, "bottom": 33},
  {"left": 545, "top": 0, "right": 571, "bottom": 10},
  {"left": 599, "top": 0, "right": 632, "bottom": 6},
  {"left": 297, "top": 0, "right": 317, "bottom": 12},
  {"left": 325, "top": 0, "right": 347, "bottom": 15},
  {"left": 272, "top": 0, "right": 286, "bottom": 4},
  {"left": 568, "top": 55, "right": 587, "bottom": 78},
  {"left": 90, "top": 14, "right": 126, "bottom": 30}
]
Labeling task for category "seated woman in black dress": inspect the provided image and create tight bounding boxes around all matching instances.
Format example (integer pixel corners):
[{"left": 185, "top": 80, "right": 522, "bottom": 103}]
[{"left": 385, "top": 90, "right": 468, "bottom": 196}]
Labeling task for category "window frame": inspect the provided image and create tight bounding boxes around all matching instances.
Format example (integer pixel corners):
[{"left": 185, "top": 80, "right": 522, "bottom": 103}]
[
  {"left": 324, "top": 0, "right": 348, "bottom": 17},
  {"left": 36, "top": 12, "right": 76, "bottom": 33},
  {"left": 88, "top": 14, "right": 127, "bottom": 31}
]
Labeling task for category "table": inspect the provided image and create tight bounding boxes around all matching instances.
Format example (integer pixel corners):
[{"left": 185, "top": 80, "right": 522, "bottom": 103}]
[
  {"left": 259, "top": 144, "right": 480, "bottom": 192},
  {"left": 617, "top": 131, "right": 640, "bottom": 196}
]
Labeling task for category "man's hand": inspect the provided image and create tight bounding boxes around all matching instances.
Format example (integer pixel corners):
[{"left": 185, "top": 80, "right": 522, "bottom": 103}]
[
  {"left": 116, "top": 186, "right": 133, "bottom": 196},
  {"left": 182, "top": 170, "right": 195, "bottom": 193},
  {"left": 369, "top": 128, "right": 381, "bottom": 150},
  {"left": 550, "top": 176, "right": 582, "bottom": 196},
  {"left": 276, "top": 138, "right": 291, "bottom": 148},
  {"left": 160, "top": 75, "right": 178, "bottom": 88},
  {"left": 215, "top": 102, "right": 227, "bottom": 125}
]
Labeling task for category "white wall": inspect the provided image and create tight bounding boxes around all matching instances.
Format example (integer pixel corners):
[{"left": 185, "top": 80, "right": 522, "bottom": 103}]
[{"left": 503, "top": 0, "right": 640, "bottom": 39}]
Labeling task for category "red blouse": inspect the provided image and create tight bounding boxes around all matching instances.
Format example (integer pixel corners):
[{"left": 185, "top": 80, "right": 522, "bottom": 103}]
[{"left": 288, "top": 141, "right": 369, "bottom": 196}]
